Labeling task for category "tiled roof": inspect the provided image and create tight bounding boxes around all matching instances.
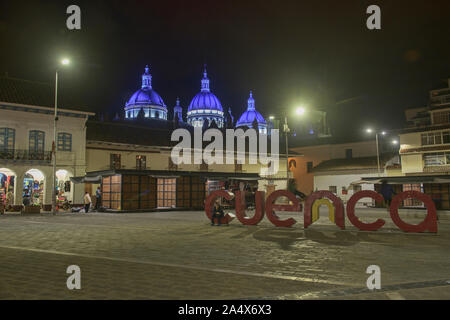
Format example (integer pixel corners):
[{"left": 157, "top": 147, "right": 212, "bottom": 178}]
[
  {"left": 312, "top": 154, "right": 397, "bottom": 173},
  {"left": 0, "top": 76, "right": 90, "bottom": 112}
]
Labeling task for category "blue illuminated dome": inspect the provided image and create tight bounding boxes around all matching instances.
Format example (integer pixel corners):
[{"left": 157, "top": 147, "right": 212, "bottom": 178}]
[
  {"left": 187, "top": 65, "right": 224, "bottom": 128},
  {"left": 125, "top": 65, "right": 168, "bottom": 120},
  {"left": 236, "top": 91, "right": 267, "bottom": 134}
]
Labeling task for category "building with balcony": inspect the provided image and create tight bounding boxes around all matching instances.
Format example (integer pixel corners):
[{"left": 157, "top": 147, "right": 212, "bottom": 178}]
[{"left": 0, "top": 76, "right": 94, "bottom": 208}]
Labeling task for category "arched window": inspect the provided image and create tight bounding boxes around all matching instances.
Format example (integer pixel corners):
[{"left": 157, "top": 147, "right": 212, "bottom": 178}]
[
  {"left": 29, "top": 130, "right": 45, "bottom": 153},
  {"left": 57, "top": 133, "right": 72, "bottom": 151},
  {"left": 0, "top": 128, "right": 15, "bottom": 153}
]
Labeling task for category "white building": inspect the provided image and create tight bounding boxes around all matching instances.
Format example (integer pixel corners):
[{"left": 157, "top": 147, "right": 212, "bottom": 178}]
[{"left": 0, "top": 76, "right": 94, "bottom": 208}]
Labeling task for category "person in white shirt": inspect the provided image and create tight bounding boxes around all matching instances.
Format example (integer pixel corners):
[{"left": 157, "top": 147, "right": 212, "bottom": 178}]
[{"left": 83, "top": 192, "right": 92, "bottom": 213}]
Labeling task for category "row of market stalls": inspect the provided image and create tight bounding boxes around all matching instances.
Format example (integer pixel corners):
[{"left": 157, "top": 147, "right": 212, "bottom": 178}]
[{"left": 71, "top": 169, "right": 262, "bottom": 211}]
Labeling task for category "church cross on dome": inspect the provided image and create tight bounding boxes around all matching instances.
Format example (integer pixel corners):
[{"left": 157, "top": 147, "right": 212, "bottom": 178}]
[
  {"left": 142, "top": 65, "right": 152, "bottom": 90},
  {"left": 201, "top": 64, "right": 210, "bottom": 93}
]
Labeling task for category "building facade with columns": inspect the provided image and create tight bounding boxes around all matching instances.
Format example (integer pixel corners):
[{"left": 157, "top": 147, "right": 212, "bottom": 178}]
[{"left": 0, "top": 76, "right": 94, "bottom": 209}]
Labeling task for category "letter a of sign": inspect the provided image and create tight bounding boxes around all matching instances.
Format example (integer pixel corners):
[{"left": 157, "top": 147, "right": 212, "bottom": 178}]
[
  {"left": 66, "top": 265, "right": 81, "bottom": 290},
  {"left": 366, "top": 265, "right": 381, "bottom": 290},
  {"left": 66, "top": 5, "right": 81, "bottom": 30},
  {"left": 366, "top": 5, "right": 381, "bottom": 30}
]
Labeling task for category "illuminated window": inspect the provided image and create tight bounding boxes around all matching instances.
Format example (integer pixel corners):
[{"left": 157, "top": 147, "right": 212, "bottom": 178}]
[
  {"left": 57, "top": 133, "right": 72, "bottom": 151},
  {"left": 136, "top": 155, "right": 146, "bottom": 170},
  {"left": 424, "top": 153, "right": 447, "bottom": 166}
]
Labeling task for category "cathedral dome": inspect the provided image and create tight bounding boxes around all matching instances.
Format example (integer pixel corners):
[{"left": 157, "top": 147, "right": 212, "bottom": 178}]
[
  {"left": 187, "top": 65, "right": 225, "bottom": 128},
  {"left": 188, "top": 92, "right": 223, "bottom": 112},
  {"left": 236, "top": 92, "right": 267, "bottom": 133},
  {"left": 126, "top": 88, "right": 165, "bottom": 108},
  {"left": 125, "top": 66, "right": 168, "bottom": 120}
]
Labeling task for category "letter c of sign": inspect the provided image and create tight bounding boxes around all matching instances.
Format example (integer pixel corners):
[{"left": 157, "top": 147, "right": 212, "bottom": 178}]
[
  {"left": 347, "top": 190, "right": 385, "bottom": 231},
  {"left": 205, "top": 190, "right": 235, "bottom": 224},
  {"left": 265, "top": 190, "right": 299, "bottom": 227},
  {"left": 390, "top": 191, "right": 437, "bottom": 233}
]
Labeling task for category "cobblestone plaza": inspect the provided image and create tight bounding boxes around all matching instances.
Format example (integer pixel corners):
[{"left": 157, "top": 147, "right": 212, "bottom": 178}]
[{"left": 0, "top": 209, "right": 449, "bottom": 300}]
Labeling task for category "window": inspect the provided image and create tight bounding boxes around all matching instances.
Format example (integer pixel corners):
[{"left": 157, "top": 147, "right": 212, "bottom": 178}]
[
  {"left": 29, "top": 130, "right": 45, "bottom": 153},
  {"left": 345, "top": 149, "right": 353, "bottom": 159},
  {"left": 353, "top": 184, "right": 362, "bottom": 192},
  {"left": 329, "top": 186, "right": 337, "bottom": 194},
  {"left": 57, "top": 133, "right": 72, "bottom": 151},
  {"left": 136, "top": 155, "right": 146, "bottom": 170},
  {"left": 0, "top": 128, "right": 15, "bottom": 152},
  {"left": 157, "top": 178, "right": 176, "bottom": 208},
  {"left": 306, "top": 161, "right": 313, "bottom": 173},
  {"left": 110, "top": 154, "right": 121, "bottom": 170},
  {"left": 443, "top": 131, "right": 450, "bottom": 144},
  {"left": 421, "top": 132, "right": 445, "bottom": 146},
  {"left": 424, "top": 153, "right": 447, "bottom": 166},
  {"left": 433, "top": 111, "right": 450, "bottom": 125}
]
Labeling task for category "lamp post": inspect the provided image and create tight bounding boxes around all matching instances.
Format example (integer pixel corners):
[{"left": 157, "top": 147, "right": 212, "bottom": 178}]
[
  {"left": 269, "top": 107, "right": 306, "bottom": 189},
  {"left": 366, "top": 128, "right": 386, "bottom": 177},
  {"left": 52, "top": 58, "right": 70, "bottom": 215}
]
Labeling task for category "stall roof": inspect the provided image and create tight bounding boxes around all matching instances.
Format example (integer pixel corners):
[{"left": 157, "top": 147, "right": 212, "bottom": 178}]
[
  {"left": 73, "top": 169, "right": 261, "bottom": 182},
  {"left": 354, "top": 175, "right": 450, "bottom": 185}
]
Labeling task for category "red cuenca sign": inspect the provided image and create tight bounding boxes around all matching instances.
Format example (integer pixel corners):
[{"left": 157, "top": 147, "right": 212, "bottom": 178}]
[{"left": 205, "top": 190, "right": 438, "bottom": 233}]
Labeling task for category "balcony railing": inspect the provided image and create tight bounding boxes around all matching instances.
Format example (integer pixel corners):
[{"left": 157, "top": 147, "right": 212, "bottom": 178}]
[{"left": 0, "top": 149, "right": 52, "bottom": 162}]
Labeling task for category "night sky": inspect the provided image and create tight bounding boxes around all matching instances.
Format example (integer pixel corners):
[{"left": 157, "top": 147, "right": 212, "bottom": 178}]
[{"left": 0, "top": 0, "right": 449, "bottom": 139}]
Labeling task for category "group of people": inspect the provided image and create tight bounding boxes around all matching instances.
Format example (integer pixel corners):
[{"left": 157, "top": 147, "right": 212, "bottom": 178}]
[{"left": 82, "top": 187, "right": 102, "bottom": 213}]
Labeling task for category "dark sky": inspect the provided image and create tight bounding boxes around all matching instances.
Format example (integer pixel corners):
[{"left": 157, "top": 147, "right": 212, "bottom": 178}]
[{"left": 0, "top": 0, "right": 449, "bottom": 139}]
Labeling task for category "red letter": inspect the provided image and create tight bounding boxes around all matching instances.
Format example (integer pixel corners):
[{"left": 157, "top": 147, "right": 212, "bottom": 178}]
[
  {"left": 265, "top": 190, "right": 300, "bottom": 227},
  {"left": 304, "top": 191, "right": 345, "bottom": 229},
  {"left": 235, "top": 191, "right": 265, "bottom": 225},
  {"left": 347, "top": 190, "right": 385, "bottom": 231},
  {"left": 390, "top": 191, "right": 437, "bottom": 233},
  {"left": 205, "top": 190, "right": 235, "bottom": 224}
]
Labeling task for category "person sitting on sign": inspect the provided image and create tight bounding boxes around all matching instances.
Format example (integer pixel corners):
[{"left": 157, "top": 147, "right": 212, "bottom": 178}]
[{"left": 211, "top": 201, "right": 225, "bottom": 226}]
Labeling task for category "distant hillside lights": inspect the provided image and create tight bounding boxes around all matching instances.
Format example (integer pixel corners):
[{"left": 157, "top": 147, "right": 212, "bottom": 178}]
[{"left": 171, "top": 128, "right": 280, "bottom": 175}]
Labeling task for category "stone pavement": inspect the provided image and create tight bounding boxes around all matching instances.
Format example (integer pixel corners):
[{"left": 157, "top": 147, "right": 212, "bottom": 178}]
[{"left": 0, "top": 208, "right": 449, "bottom": 300}]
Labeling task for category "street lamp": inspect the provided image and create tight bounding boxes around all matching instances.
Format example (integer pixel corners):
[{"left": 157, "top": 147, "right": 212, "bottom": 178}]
[
  {"left": 52, "top": 58, "right": 70, "bottom": 214},
  {"left": 365, "top": 128, "right": 385, "bottom": 177},
  {"left": 269, "top": 107, "right": 306, "bottom": 188}
]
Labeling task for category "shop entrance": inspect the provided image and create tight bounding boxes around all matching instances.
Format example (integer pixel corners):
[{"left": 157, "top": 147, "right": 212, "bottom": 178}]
[
  {"left": 23, "top": 169, "right": 45, "bottom": 206},
  {"left": 56, "top": 169, "right": 73, "bottom": 205},
  {"left": 0, "top": 168, "right": 16, "bottom": 209}
]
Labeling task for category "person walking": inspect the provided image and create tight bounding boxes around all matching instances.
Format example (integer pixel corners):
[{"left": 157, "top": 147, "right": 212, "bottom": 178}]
[
  {"left": 380, "top": 180, "right": 396, "bottom": 208},
  {"left": 83, "top": 192, "right": 92, "bottom": 213},
  {"left": 95, "top": 187, "right": 102, "bottom": 211},
  {"left": 211, "top": 201, "right": 225, "bottom": 226}
]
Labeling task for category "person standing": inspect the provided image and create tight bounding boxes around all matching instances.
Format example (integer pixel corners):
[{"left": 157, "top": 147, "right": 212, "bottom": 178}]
[
  {"left": 83, "top": 192, "right": 92, "bottom": 213},
  {"left": 95, "top": 187, "right": 102, "bottom": 211},
  {"left": 380, "top": 180, "right": 396, "bottom": 208}
]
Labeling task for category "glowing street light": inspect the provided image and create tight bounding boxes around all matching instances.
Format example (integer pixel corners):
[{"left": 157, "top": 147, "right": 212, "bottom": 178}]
[
  {"left": 296, "top": 107, "right": 306, "bottom": 116},
  {"left": 61, "top": 58, "right": 70, "bottom": 65},
  {"left": 392, "top": 140, "right": 399, "bottom": 145}
]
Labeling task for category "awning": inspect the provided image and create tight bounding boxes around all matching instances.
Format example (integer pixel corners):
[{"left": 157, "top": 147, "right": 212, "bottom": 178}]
[{"left": 70, "top": 175, "right": 102, "bottom": 184}]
